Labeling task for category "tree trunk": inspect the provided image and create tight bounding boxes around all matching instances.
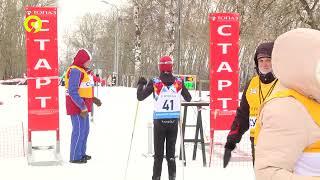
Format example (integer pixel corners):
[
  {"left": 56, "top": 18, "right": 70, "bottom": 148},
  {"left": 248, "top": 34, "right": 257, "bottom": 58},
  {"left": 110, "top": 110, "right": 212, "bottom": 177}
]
[
  {"left": 133, "top": 0, "right": 142, "bottom": 77},
  {"left": 165, "top": 0, "right": 176, "bottom": 56}
]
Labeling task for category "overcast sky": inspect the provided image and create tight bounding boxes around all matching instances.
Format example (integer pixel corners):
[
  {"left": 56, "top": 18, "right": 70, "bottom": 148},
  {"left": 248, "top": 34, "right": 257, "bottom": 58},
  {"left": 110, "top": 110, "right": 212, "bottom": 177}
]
[
  {"left": 58, "top": 0, "right": 127, "bottom": 29},
  {"left": 56, "top": 0, "right": 129, "bottom": 60}
]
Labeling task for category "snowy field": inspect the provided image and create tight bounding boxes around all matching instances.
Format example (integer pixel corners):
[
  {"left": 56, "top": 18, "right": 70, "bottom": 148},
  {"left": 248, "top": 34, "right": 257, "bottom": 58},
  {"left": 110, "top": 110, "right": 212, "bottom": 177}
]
[{"left": 0, "top": 85, "right": 254, "bottom": 180}]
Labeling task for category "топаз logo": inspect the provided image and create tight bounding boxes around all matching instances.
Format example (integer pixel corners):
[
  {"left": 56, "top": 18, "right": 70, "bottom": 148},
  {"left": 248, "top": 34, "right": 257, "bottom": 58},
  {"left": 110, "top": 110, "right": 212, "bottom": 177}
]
[{"left": 24, "top": 15, "right": 42, "bottom": 33}]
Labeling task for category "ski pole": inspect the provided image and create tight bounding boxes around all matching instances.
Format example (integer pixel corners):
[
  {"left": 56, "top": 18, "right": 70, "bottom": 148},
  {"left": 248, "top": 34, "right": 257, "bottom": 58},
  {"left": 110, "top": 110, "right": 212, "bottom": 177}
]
[{"left": 124, "top": 101, "right": 140, "bottom": 180}]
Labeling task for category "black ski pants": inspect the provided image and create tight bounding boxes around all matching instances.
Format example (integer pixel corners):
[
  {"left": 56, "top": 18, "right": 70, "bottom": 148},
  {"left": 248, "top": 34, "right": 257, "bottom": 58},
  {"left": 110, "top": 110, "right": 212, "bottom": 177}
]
[{"left": 152, "top": 119, "right": 178, "bottom": 179}]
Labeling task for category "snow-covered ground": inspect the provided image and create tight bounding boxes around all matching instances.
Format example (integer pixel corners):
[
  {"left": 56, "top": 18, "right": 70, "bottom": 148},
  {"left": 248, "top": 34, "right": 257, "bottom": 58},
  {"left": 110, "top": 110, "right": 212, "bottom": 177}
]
[{"left": 0, "top": 85, "right": 254, "bottom": 180}]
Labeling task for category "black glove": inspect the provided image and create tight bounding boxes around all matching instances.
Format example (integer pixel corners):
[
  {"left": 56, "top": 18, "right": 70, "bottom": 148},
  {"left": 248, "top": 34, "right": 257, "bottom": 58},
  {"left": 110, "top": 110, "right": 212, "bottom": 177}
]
[
  {"left": 137, "top": 77, "right": 147, "bottom": 85},
  {"left": 80, "top": 109, "right": 88, "bottom": 118},
  {"left": 93, "top": 97, "right": 102, "bottom": 107},
  {"left": 223, "top": 141, "right": 236, "bottom": 168}
]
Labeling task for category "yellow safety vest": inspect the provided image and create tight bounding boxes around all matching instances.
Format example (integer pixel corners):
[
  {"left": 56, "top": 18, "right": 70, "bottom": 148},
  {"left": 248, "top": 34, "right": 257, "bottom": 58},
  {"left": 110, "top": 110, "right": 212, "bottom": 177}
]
[
  {"left": 254, "top": 89, "right": 320, "bottom": 152},
  {"left": 64, "top": 65, "right": 93, "bottom": 98},
  {"left": 246, "top": 76, "right": 278, "bottom": 137}
]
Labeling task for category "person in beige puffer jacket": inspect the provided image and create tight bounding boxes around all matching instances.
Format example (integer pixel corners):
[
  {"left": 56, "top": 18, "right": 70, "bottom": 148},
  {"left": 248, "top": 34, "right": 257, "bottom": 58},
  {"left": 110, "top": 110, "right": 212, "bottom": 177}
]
[{"left": 254, "top": 28, "right": 320, "bottom": 180}]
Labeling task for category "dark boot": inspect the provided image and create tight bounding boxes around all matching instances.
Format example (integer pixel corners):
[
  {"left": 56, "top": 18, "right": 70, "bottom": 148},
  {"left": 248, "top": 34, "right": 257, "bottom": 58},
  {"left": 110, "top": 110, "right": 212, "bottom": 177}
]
[
  {"left": 69, "top": 159, "right": 87, "bottom": 164},
  {"left": 82, "top": 155, "right": 91, "bottom": 160},
  {"left": 153, "top": 155, "right": 164, "bottom": 180},
  {"left": 167, "top": 157, "right": 176, "bottom": 179}
]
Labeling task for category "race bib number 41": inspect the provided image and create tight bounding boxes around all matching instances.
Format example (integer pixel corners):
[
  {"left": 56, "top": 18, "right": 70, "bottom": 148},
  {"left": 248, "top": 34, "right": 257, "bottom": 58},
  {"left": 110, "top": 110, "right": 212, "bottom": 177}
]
[{"left": 154, "top": 87, "right": 181, "bottom": 119}]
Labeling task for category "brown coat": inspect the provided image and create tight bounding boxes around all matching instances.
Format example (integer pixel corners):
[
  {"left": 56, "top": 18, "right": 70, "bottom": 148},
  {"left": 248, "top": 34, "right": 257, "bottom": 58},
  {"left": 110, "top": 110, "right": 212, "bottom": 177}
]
[
  {"left": 254, "top": 28, "right": 320, "bottom": 180},
  {"left": 255, "top": 84, "right": 320, "bottom": 180}
]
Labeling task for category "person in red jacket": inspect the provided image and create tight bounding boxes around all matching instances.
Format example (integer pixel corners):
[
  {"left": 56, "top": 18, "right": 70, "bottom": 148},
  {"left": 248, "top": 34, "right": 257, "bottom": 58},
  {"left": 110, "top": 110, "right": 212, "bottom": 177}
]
[{"left": 64, "top": 49, "right": 102, "bottom": 164}]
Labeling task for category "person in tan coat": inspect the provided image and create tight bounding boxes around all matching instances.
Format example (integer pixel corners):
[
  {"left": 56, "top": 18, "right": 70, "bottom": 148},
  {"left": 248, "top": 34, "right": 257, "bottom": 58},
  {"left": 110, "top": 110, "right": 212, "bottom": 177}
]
[{"left": 254, "top": 28, "right": 320, "bottom": 180}]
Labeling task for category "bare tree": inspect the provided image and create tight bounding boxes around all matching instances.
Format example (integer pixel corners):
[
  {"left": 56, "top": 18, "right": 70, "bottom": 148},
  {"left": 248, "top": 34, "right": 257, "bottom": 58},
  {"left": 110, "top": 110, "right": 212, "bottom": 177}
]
[
  {"left": 133, "top": 0, "right": 142, "bottom": 77},
  {"left": 62, "top": 0, "right": 320, "bottom": 89},
  {"left": 165, "top": 0, "right": 176, "bottom": 56}
]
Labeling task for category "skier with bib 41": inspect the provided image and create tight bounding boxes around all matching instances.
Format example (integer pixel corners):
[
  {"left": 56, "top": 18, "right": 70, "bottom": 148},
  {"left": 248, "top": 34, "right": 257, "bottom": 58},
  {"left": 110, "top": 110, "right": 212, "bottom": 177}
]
[{"left": 137, "top": 56, "right": 191, "bottom": 180}]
